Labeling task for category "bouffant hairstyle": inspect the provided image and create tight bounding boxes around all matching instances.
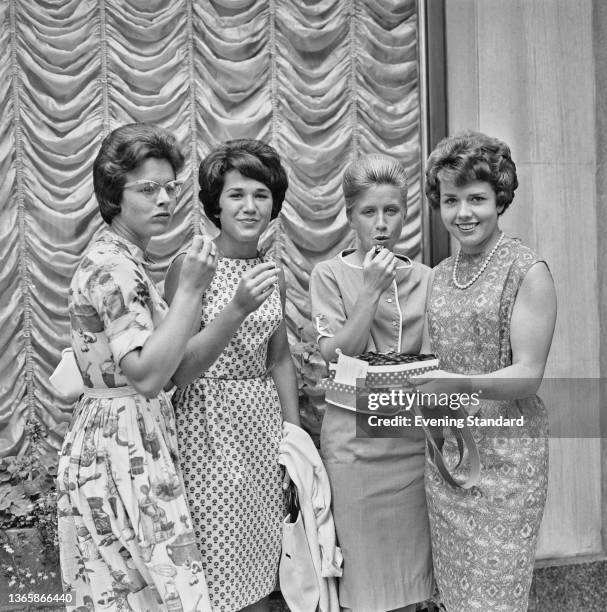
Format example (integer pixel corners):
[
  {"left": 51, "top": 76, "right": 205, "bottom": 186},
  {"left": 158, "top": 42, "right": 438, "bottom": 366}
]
[
  {"left": 425, "top": 131, "right": 518, "bottom": 214},
  {"left": 93, "top": 123, "right": 185, "bottom": 224},
  {"left": 198, "top": 139, "right": 288, "bottom": 228},
  {"left": 342, "top": 154, "right": 408, "bottom": 216}
]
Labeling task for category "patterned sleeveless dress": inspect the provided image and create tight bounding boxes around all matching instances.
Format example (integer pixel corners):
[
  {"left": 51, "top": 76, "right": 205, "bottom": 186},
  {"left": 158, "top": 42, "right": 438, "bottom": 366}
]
[
  {"left": 425, "top": 236, "right": 549, "bottom": 612},
  {"left": 174, "top": 255, "right": 284, "bottom": 611}
]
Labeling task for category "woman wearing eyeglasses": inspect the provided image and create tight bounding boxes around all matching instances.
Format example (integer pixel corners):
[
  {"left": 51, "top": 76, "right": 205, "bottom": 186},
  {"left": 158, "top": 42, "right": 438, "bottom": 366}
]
[
  {"left": 164, "top": 139, "right": 301, "bottom": 612},
  {"left": 57, "top": 123, "right": 215, "bottom": 610}
]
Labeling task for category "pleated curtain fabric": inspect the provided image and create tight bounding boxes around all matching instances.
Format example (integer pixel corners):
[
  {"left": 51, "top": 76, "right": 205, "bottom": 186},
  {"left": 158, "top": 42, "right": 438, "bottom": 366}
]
[{"left": 0, "top": 0, "right": 422, "bottom": 456}]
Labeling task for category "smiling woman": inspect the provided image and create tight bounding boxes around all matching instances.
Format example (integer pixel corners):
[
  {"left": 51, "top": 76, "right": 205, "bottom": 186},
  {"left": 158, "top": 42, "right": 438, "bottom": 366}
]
[
  {"left": 164, "top": 139, "right": 301, "bottom": 612},
  {"left": 213, "top": 170, "right": 275, "bottom": 257},
  {"left": 422, "top": 131, "right": 557, "bottom": 612}
]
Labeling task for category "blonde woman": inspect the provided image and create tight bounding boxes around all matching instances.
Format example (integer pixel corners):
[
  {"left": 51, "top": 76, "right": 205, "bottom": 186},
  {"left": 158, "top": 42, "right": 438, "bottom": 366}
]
[{"left": 310, "top": 154, "right": 433, "bottom": 612}]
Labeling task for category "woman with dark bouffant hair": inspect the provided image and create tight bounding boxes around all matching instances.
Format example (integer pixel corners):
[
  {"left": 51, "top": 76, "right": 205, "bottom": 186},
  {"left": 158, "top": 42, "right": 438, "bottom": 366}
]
[
  {"left": 164, "top": 139, "right": 300, "bottom": 612},
  {"left": 421, "top": 131, "right": 557, "bottom": 611},
  {"left": 57, "top": 123, "right": 215, "bottom": 610}
]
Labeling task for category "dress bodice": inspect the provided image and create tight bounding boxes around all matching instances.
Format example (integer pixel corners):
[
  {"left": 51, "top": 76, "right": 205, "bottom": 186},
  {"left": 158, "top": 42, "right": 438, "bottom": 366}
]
[
  {"left": 200, "top": 256, "right": 282, "bottom": 379},
  {"left": 428, "top": 236, "right": 541, "bottom": 375},
  {"left": 69, "top": 229, "right": 167, "bottom": 389},
  {"left": 310, "top": 251, "right": 432, "bottom": 354}
]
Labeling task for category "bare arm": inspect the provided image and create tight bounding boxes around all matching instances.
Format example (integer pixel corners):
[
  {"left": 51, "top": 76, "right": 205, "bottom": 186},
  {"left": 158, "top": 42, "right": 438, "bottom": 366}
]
[
  {"left": 317, "top": 247, "right": 397, "bottom": 362},
  {"left": 119, "top": 236, "right": 216, "bottom": 398},
  {"left": 268, "top": 274, "right": 301, "bottom": 426},
  {"left": 416, "top": 262, "right": 557, "bottom": 400},
  {"left": 167, "top": 258, "right": 279, "bottom": 387}
]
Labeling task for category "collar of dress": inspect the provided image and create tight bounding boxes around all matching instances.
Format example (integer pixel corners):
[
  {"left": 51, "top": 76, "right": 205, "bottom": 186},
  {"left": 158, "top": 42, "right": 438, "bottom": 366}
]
[{"left": 100, "top": 228, "right": 153, "bottom": 266}]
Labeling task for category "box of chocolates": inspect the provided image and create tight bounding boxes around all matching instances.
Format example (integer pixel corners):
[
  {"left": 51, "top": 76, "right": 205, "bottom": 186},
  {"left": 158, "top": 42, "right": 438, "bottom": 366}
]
[
  {"left": 329, "top": 352, "right": 439, "bottom": 387},
  {"left": 320, "top": 351, "right": 440, "bottom": 411}
]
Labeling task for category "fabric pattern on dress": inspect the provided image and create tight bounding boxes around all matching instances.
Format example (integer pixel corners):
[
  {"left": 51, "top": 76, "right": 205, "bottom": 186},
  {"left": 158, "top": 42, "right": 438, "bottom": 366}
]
[
  {"left": 309, "top": 251, "right": 434, "bottom": 612},
  {"left": 425, "top": 236, "right": 549, "bottom": 612},
  {"left": 174, "top": 256, "right": 284, "bottom": 612},
  {"left": 57, "top": 230, "right": 210, "bottom": 611}
]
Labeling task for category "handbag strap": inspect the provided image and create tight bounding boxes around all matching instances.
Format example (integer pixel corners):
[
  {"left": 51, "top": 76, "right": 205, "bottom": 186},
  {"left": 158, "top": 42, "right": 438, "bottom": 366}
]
[{"left": 412, "top": 403, "right": 481, "bottom": 490}]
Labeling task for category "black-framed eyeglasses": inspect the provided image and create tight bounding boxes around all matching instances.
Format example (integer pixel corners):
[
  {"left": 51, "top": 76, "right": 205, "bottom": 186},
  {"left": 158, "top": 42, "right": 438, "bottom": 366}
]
[{"left": 123, "top": 179, "right": 183, "bottom": 199}]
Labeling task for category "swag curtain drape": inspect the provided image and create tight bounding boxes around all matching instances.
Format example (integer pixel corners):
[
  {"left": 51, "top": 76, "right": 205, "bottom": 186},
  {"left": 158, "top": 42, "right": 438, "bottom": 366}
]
[{"left": 0, "top": 0, "right": 422, "bottom": 455}]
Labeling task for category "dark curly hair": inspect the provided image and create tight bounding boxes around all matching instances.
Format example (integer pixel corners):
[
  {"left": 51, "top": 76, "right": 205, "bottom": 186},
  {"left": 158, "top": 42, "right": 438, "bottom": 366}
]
[
  {"left": 198, "top": 139, "right": 288, "bottom": 228},
  {"left": 425, "top": 131, "right": 518, "bottom": 214},
  {"left": 93, "top": 123, "right": 185, "bottom": 224}
]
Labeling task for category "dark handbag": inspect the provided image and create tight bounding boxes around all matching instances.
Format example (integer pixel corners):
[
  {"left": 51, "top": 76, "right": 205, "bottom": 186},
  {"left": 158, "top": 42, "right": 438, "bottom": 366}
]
[{"left": 286, "top": 481, "right": 300, "bottom": 522}]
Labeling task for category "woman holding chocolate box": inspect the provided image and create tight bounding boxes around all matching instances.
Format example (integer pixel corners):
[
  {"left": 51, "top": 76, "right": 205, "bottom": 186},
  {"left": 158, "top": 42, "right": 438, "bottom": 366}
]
[
  {"left": 309, "top": 154, "right": 434, "bottom": 612},
  {"left": 421, "top": 131, "right": 557, "bottom": 612}
]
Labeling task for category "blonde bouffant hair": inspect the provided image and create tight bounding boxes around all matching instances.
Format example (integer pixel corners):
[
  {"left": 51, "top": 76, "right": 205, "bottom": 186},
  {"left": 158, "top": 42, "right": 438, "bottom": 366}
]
[{"left": 342, "top": 154, "right": 408, "bottom": 216}]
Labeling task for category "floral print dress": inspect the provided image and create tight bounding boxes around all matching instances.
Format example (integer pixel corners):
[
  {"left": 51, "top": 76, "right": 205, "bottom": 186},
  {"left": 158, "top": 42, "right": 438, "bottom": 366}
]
[
  {"left": 174, "top": 255, "right": 284, "bottom": 612},
  {"left": 425, "top": 236, "right": 549, "bottom": 612},
  {"left": 57, "top": 229, "right": 211, "bottom": 612}
]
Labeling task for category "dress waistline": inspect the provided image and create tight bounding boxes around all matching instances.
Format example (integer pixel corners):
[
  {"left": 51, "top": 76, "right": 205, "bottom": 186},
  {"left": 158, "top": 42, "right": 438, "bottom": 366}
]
[
  {"left": 201, "top": 374, "right": 269, "bottom": 382},
  {"left": 82, "top": 386, "right": 139, "bottom": 399}
]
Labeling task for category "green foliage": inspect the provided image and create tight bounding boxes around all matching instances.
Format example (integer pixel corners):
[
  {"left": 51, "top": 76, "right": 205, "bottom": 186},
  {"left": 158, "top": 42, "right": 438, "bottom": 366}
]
[
  {"left": 290, "top": 337, "right": 329, "bottom": 443},
  {"left": 0, "top": 452, "right": 57, "bottom": 526},
  {"left": 0, "top": 447, "right": 60, "bottom": 589}
]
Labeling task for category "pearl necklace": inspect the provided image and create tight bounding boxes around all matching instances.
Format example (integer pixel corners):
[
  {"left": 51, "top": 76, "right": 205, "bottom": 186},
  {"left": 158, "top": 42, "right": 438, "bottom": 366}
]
[{"left": 452, "top": 232, "right": 504, "bottom": 290}]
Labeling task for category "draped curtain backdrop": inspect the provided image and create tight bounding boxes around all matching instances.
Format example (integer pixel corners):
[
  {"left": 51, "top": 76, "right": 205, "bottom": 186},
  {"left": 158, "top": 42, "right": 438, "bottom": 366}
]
[{"left": 0, "top": 0, "right": 422, "bottom": 456}]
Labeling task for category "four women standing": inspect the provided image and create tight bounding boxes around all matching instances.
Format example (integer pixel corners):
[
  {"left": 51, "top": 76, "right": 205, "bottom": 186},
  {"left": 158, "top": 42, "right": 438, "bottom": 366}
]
[{"left": 58, "top": 125, "right": 555, "bottom": 612}]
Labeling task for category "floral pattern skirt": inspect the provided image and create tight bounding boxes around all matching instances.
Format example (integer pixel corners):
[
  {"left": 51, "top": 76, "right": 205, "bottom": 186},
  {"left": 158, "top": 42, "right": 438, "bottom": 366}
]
[{"left": 57, "top": 390, "right": 211, "bottom": 611}]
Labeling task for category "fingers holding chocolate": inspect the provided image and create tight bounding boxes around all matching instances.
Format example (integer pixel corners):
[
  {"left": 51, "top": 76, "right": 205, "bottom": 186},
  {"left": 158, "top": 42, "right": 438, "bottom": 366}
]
[
  {"left": 180, "top": 235, "right": 218, "bottom": 292},
  {"left": 233, "top": 261, "right": 279, "bottom": 314}
]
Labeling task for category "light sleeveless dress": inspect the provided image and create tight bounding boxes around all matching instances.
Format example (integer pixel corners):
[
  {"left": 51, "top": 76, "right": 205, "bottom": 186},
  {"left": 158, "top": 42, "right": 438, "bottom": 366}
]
[
  {"left": 174, "top": 255, "right": 284, "bottom": 611},
  {"left": 425, "top": 236, "right": 549, "bottom": 612}
]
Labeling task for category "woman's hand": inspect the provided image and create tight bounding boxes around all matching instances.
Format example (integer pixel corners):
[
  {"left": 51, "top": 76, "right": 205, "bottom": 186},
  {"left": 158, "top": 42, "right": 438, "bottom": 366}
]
[
  {"left": 361, "top": 246, "right": 396, "bottom": 297},
  {"left": 410, "top": 370, "right": 471, "bottom": 398},
  {"left": 232, "top": 261, "right": 279, "bottom": 316},
  {"left": 178, "top": 235, "right": 217, "bottom": 294},
  {"left": 169, "top": 260, "right": 278, "bottom": 388},
  {"left": 120, "top": 235, "right": 218, "bottom": 398},
  {"left": 411, "top": 262, "right": 557, "bottom": 402}
]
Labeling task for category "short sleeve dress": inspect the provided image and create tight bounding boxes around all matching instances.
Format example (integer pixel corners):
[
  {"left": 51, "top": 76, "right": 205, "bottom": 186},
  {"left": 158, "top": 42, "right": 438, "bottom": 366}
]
[
  {"left": 309, "top": 250, "right": 434, "bottom": 612},
  {"left": 425, "top": 236, "right": 549, "bottom": 612},
  {"left": 173, "top": 255, "right": 284, "bottom": 611},
  {"left": 57, "top": 230, "right": 210, "bottom": 612}
]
